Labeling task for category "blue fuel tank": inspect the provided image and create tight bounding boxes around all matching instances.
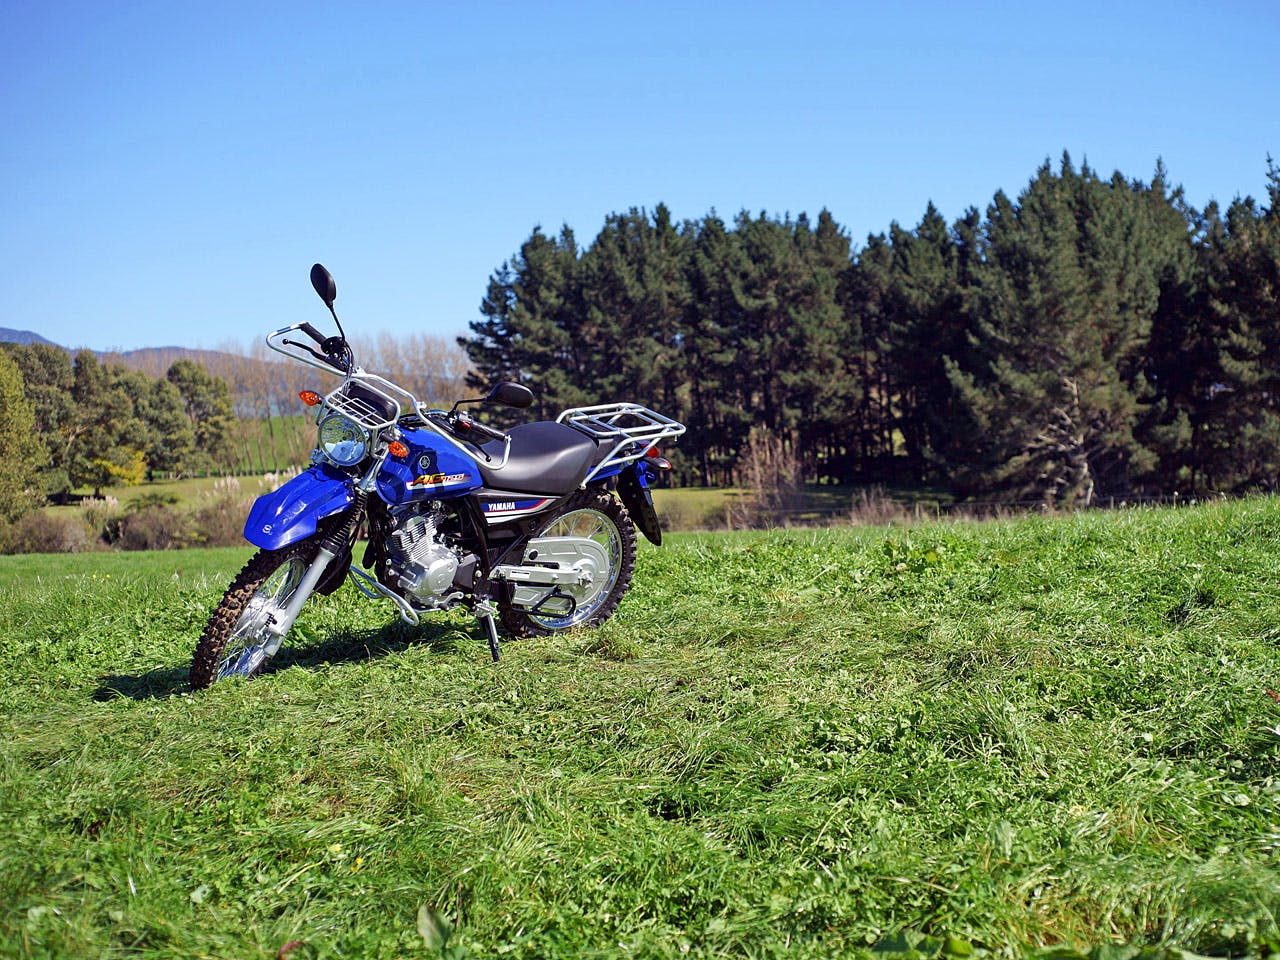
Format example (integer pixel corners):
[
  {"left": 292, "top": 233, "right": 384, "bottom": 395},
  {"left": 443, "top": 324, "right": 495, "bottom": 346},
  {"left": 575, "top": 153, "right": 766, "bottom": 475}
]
[{"left": 375, "top": 425, "right": 483, "bottom": 506}]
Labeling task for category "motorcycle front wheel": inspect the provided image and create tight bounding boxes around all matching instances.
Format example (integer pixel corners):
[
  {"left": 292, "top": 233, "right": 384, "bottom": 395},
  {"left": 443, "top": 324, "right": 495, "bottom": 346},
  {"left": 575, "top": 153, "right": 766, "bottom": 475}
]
[
  {"left": 500, "top": 488, "right": 636, "bottom": 638},
  {"left": 189, "top": 541, "right": 316, "bottom": 689}
]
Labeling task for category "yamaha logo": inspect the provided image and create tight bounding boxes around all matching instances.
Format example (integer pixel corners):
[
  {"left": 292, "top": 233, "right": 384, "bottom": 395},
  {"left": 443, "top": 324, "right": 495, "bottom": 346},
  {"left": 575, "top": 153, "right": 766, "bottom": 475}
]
[{"left": 416, "top": 452, "right": 436, "bottom": 474}]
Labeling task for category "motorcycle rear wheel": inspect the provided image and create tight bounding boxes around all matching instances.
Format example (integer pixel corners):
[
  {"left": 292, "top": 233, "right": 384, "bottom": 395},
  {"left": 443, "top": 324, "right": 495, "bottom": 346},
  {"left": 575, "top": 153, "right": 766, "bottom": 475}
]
[
  {"left": 190, "top": 541, "right": 316, "bottom": 689},
  {"left": 500, "top": 488, "right": 636, "bottom": 638}
]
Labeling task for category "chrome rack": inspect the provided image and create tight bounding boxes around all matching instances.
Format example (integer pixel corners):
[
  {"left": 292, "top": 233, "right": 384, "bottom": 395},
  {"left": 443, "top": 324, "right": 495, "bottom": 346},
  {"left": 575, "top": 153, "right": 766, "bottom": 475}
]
[
  {"left": 325, "top": 377, "right": 402, "bottom": 431},
  {"left": 557, "top": 402, "right": 686, "bottom": 485},
  {"left": 267, "top": 322, "right": 516, "bottom": 471}
]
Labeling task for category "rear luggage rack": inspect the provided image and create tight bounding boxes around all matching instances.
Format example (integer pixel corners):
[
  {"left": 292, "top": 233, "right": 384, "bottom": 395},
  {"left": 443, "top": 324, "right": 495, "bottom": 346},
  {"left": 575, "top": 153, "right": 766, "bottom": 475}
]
[{"left": 557, "top": 403, "right": 686, "bottom": 485}]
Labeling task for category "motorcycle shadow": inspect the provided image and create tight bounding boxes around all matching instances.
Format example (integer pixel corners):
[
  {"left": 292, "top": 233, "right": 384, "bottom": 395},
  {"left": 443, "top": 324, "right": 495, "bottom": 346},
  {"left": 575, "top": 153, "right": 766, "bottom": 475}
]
[{"left": 92, "top": 620, "right": 467, "bottom": 702}]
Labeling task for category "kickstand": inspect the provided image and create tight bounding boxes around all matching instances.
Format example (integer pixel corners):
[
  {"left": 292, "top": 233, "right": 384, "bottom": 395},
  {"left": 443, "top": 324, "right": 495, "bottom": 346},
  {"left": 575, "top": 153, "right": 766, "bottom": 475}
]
[{"left": 475, "top": 600, "right": 501, "bottom": 662}]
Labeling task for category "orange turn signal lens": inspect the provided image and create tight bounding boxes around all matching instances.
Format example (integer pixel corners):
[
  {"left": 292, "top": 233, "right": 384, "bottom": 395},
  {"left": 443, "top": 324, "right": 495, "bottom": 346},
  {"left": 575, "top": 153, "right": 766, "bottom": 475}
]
[
  {"left": 387, "top": 440, "right": 409, "bottom": 458},
  {"left": 299, "top": 390, "right": 322, "bottom": 406}
]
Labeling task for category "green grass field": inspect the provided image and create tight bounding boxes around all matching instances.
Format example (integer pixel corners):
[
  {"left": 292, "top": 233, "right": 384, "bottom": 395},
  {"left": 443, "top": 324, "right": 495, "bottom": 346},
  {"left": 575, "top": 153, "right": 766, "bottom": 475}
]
[
  {"left": 43, "top": 476, "right": 925, "bottom": 535},
  {"left": 2, "top": 500, "right": 1279, "bottom": 958}
]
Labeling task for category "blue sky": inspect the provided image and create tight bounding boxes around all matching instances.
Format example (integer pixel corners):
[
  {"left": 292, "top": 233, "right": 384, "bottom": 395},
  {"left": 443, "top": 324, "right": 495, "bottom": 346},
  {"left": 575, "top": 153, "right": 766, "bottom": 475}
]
[{"left": 2, "top": 0, "right": 1278, "bottom": 352}]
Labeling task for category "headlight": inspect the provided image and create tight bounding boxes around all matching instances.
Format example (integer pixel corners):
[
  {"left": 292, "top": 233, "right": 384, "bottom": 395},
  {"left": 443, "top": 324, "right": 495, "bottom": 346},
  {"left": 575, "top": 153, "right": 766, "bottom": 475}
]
[{"left": 318, "top": 413, "right": 369, "bottom": 466}]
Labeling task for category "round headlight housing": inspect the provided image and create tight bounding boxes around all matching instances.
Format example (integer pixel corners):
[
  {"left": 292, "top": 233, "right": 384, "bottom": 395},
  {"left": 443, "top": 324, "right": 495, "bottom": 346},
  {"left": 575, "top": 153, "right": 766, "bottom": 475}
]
[{"left": 318, "top": 413, "right": 369, "bottom": 466}]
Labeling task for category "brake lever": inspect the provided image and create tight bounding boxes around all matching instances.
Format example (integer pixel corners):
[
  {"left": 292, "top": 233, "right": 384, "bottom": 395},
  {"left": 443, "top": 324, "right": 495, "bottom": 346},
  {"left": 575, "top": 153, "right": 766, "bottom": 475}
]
[
  {"left": 282, "top": 338, "right": 334, "bottom": 366},
  {"left": 450, "top": 413, "right": 502, "bottom": 461}
]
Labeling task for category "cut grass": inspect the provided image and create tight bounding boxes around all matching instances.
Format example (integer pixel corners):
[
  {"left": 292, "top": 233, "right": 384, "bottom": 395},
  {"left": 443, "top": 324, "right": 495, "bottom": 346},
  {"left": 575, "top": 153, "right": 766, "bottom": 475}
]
[{"left": 1, "top": 499, "right": 1278, "bottom": 957}]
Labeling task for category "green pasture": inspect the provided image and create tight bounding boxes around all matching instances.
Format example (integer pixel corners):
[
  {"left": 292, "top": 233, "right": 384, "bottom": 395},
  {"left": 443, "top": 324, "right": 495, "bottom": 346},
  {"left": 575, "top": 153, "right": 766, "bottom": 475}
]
[
  {"left": 2, "top": 500, "right": 1279, "bottom": 958},
  {"left": 43, "top": 474, "right": 939, "bottom": 534}
]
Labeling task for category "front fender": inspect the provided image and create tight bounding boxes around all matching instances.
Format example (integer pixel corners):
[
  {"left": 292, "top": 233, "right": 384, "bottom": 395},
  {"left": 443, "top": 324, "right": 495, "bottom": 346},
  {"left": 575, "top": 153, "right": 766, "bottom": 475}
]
[{"left": 244, "top": 464, "right": 355, "bottom": 550}]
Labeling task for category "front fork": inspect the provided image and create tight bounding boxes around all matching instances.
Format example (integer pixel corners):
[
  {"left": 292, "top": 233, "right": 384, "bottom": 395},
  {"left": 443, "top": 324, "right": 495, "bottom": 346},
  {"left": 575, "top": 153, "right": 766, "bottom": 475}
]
[
  {"left": 263, "top": 489, "right": 369, "bottom": 646},
  {"left": 263, "top": 545, "right": 339, "bottom": 645}
]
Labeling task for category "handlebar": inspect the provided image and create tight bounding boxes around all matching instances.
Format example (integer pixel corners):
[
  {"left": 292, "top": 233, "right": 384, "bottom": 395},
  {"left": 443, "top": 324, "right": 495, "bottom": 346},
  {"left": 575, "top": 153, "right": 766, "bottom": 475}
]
[
  {"left": 471, "top": 419, "right": 508, "bottom": 443},
  {"left": 281, "top": 337, "right": 332, "bottom": 366},
  {"left": 452, "top": 411, "right": 507, "bottom": 444},
  {"left": 298, "top": 322, "right": 327, "bottom": 344},
  {"left": 281, "top": 327, "right": 352, "bottom": 373}
]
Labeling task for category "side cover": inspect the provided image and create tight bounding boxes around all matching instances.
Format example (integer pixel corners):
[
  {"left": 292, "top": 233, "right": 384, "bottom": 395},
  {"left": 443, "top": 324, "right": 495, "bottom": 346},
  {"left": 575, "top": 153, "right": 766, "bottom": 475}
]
[{"left": 244, "top": 463, "right": 355, "bottom": 550}]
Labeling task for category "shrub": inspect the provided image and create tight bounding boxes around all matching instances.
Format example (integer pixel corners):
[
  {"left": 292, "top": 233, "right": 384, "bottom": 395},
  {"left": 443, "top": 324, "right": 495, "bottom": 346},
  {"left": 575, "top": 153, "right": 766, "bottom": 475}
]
[
  {"left": 124, "top": 492, "right": 179, "bottom": 513},
  {"left": 725, "top": 427, "right": 803, "bottom": 529},
  {"left": 848, "top": 486, "right": 913, "bottom": 525},
  {"left": 188, "top": 478, "right": 255, "bottom": 547},
  {"left": 116, "top": 505, "right": 193, "bottom": 551},
  {"left": 81, "top": 496, "right": 122, "bottom": 543},
  {"left": 1, "top": 512, "right": 101, "bottom": 554}
]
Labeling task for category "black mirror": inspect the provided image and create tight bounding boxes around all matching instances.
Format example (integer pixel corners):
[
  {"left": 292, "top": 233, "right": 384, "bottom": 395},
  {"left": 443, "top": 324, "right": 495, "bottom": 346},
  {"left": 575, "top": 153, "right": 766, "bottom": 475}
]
[
  {"left": 310, "top": 263, "right": 337, "bottom": 308},
  {"left": 487, "top": 381, "right": 534, "bottom": 408}
]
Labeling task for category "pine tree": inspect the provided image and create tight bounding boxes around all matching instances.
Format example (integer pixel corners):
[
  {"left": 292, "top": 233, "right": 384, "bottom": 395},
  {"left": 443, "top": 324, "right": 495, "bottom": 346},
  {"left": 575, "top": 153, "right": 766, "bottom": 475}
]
[
  {"left": 682, "top": 213, "right": 751, "bottom": 484},
  {"left": 1132, "top": 161, "right": 1202, "bottom": 490},
  {"left": 844, "top": 231, "right": 897, "bottom": 475},
  {"left": 67, "top": 351, "right": 142, "bottom": 497},
  {"left": 944, "top": 156, "right": 1174, "bottom": 504},
  {"left": 1193, "top": 161, "right": 1280, "bottom": 489},
  {"left": 783, "top": 210, "right": 853, "bottom": 480},
  {"left": 578, "top": 205, "right": 689, "bottom": 411},
  {"left": 460, "top": 226, "right": 585, "bottom": 421},
  {"left": 120, "top": 370, "right": 196, "bottom": 477},
  {"left": 880, "top": 202, "right": 969, "bottom": 481}
]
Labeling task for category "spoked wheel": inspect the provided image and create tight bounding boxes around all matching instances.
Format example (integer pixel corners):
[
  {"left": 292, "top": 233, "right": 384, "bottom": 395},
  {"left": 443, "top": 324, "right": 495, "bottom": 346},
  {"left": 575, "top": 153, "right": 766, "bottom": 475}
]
[
  {"left": 500, "top": 489, "right": 636, "bottom": 638},
  {"left": 190, "top": 542, "right": 314, "bottom": 689}
]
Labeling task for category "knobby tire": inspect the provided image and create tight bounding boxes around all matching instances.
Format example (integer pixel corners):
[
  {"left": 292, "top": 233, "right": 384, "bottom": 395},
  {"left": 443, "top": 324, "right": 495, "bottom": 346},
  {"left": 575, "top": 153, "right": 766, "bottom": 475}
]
[{"left": 189, "top": 541, "right": 317, "bottom": 690}]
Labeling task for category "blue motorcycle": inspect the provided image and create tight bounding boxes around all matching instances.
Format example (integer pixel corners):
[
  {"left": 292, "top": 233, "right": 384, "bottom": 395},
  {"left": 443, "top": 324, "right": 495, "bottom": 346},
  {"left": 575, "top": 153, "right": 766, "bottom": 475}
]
[{"left": 189, "top": 264, "right": 684, "bottom": 688}]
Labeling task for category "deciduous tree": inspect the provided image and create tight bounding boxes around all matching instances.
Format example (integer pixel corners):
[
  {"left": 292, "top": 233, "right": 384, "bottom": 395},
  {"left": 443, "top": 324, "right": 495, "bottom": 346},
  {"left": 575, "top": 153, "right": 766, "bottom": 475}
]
[{"left": 0, "top": 352, "right": 48, "bottom": 522}]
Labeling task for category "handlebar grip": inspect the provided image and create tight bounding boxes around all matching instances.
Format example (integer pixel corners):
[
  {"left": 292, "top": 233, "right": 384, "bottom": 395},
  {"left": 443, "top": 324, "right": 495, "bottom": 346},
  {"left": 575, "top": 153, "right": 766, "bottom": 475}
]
[
  {"left": 472, "top": 420, "right": 507, "bottom": 443},
  {"left": 453, "top": 413, "right": 506, "bottom": 444},
  {"left": 298, "top": 322, "right": 326, "bottom": 344}
]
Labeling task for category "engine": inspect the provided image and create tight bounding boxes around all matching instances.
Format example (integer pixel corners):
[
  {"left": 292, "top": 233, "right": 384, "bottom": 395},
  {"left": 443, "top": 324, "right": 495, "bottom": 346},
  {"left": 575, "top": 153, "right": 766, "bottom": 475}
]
[{"left": 385, "top": 504, "right": 473, "bottom": 609}]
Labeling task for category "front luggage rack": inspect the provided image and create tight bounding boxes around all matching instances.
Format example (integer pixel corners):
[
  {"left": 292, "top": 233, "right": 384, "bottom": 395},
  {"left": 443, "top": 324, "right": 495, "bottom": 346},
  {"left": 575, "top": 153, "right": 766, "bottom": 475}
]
[
  {"left": 557, "top": 403, "right": 686, "bottom": 484},
  {"left": 325, "top": 378, "right": 402, "bottom": 431}
]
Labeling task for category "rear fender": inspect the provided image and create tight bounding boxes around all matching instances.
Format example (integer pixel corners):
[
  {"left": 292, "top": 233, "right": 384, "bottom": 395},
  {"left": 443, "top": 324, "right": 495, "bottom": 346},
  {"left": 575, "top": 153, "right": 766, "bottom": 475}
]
[
  {"left": 244, "top": 464, "right": 355, "bottom": 550},
  {"left": 616, "top": 462, "right": 663, "bottom": 546}
]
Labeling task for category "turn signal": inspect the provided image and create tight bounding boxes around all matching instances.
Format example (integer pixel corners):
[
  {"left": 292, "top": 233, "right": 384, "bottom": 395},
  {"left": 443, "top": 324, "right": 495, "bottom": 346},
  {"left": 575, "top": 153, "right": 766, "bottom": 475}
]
[
  {"left": 299, "top": 390, "right": 322, "bottom": 406},
  {"left": 387, "top": 440, "right": 409, "bottom": 458}
]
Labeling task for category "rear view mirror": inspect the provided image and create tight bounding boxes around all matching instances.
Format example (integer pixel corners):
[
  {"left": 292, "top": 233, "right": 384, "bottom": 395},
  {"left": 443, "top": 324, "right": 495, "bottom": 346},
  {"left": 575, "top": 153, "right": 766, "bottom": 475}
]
[
  {"left": 488, "top": 381, "right": 534, "bottom": 408},
  {"left": 310, "top": 263, "right": 337, "bottom": 308}
]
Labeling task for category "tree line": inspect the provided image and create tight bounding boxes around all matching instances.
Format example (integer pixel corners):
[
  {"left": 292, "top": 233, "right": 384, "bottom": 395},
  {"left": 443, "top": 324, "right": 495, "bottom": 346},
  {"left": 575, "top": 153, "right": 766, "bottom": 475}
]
[
  {"left": 462, "top": 154, "right": 1280, "bottom": 504},
  {"left": 0, "top": 345, "right": 235, "bottom": 507},
  {"left": 99, "top": 333, "right": 471, "bottom": 477},
  {"left": 0, "top": 331, "right": 473, "bottom": 521}
]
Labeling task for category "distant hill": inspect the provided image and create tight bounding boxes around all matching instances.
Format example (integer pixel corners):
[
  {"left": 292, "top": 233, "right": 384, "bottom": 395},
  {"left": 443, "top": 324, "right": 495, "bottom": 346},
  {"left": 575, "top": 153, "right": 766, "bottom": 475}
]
[
  {"left": 0, "top": 327, "right": 58, "bottom": 346},
  {"left": 0, "top": 332, "right": 244, "bottom": 376},
  {"left": 97, "top": 346, "right": 253, "bottom": 379},
  {"left": 2, "top": 332, "right": 469, "bottom": 415},
  {"left": 0, "top": 334, "right": 277, "bottom": 413}
]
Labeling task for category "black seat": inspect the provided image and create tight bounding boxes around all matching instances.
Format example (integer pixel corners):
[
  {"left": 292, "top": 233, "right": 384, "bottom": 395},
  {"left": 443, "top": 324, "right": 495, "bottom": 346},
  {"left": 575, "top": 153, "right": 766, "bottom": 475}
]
[{"left": 478, "top": 421, "right": 601, "bottom": 495}]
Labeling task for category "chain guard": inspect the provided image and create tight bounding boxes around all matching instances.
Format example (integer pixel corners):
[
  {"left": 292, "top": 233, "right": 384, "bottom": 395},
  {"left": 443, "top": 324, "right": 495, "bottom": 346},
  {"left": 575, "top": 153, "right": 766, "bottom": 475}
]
[{"left": 495, "top": 535, "right": 611, "bottom": 613}]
